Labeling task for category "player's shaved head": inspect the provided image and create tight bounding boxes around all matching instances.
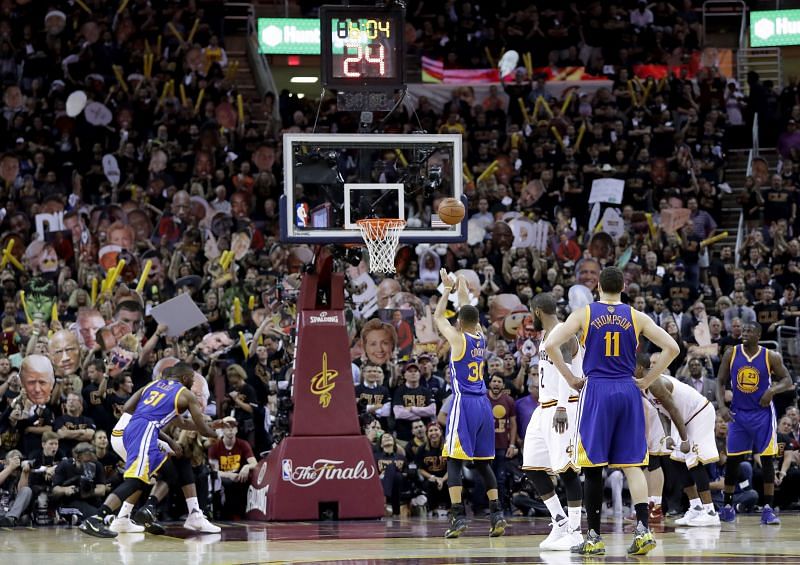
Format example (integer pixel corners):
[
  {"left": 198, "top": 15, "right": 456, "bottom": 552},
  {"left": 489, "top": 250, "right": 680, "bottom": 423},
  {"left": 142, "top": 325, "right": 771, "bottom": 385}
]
[
  {"left": 531, "top": 292, "right": 557, "bottom": 315},
  {"left": 636, "top": 352, "right": 652, "bottom": 370},
  {"left": 458, "top": 305, "right": 480, "bottom": 326},
  {"left": 599, "top": 266, "right": 624, "bottom": 295}
]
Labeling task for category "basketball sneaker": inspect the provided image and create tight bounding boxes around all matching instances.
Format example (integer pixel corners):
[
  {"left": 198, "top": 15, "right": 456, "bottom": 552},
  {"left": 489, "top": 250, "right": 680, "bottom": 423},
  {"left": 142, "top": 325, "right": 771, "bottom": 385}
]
[
  {"left": 648, "top": 501, "right": 664, "bottom": 523},
  {"left": 571, "top": 529, "right": 605, "bottom": 555},
  {"left": 549, "top": 527, "right": 584, "bottom": 551},
  {"left": 110, "top": 516, "right": 145, "bottom": 534},
  {"left": 79, "top": 515, "right": 118, "bottom": 538},
  {"left": 133, "top": 503, "right": 157, "bottom": 528},
  {"left": 444, "top": 503, "right": 468, "bottom": 539},
  {"left": 627, "top": 522, "right": 657, "bottom": 555},
  {"left": 489, "top": 509, "right": 507, "bottom": 537},
  {"left": 675, "top": 506, "right": 704, "bottom": 525},
  {"left": 539, "top": 517, "right": 569, "bottom": 550},
  {"left": 687, "top": 509, "right": 721, "bottom": 527},
  {"left": 184, "top": 510, "right": 222, "bottom": 533},
  {"left": 761, "top": 505, "right": 780, "bottom": 525},
  {"left": 719, "top": 504, "right": 736, "bottom": 522}
]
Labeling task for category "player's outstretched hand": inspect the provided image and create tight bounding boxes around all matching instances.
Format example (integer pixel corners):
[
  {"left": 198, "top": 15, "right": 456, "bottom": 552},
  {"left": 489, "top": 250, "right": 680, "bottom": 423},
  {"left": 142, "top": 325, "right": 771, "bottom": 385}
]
[
  {"left": 210, "top": 419, "right": 227, "bottom": 429},
  {"left": 553, "top": 409, "right": 568, "bottom": 434},
  {"left": 440, "top": 268, "right": 456, "bottom": 292}
]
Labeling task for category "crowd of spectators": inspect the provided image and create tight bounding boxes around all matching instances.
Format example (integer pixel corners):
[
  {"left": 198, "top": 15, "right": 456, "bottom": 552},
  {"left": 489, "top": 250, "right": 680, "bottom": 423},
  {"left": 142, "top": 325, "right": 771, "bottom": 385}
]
[{"left": 0, "top": 0, "right": 799, "bottom": 528}]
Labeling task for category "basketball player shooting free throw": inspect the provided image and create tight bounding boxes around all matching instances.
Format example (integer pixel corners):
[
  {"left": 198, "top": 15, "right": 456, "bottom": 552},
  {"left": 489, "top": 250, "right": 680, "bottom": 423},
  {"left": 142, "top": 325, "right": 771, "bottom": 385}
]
[
  {"left": 434, "top": 269, "right": 507, "bottom": 539},
  {"left": 544, "top": 266, "right": 680, "bottom": 555}
]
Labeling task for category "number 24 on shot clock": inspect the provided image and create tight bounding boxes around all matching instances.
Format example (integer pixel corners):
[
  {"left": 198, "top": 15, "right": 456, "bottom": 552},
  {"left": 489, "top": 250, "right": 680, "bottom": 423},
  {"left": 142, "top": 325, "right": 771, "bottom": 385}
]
[{"left": 320, "top": 5, "right": 405, "bottom": 90}]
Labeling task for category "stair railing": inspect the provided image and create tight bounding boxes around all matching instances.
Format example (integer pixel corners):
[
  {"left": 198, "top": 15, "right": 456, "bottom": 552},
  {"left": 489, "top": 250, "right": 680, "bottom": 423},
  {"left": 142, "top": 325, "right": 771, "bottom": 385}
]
[{"left": 246, "top": 7, "right": 281, "bottom": 120}]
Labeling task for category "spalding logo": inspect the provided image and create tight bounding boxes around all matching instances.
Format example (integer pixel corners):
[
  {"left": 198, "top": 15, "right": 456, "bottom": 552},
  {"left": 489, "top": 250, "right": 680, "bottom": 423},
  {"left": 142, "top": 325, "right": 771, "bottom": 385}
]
[{"left": 309, "top": 311, "right": 340, "bottom": 324}]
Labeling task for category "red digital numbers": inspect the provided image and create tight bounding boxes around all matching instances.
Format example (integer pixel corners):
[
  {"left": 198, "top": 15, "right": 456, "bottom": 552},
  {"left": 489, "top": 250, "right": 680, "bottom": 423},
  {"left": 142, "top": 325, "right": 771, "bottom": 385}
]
[{"left": 342, "top": 42, "right": 386, "bottom": 77}]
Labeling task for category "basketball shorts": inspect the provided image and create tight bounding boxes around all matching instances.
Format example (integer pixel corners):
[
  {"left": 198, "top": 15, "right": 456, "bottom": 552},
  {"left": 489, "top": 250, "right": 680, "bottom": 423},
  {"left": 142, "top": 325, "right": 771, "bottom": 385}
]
[
  {"left": 727, "top": 405, "right": 778, "bottom": 457},
  {"left": 576, "top": 378, "right": 648, "bottom": 468},
  {"left": 123, "top": 418, "right": 169, "bottom": 482},
  {"left": 643, "top": 399, "right": 669, "bottom": 456},
  {"left": 670, "top": 402, "right": 719, "bottom": 468},
  {"left": 522, "top": 400, "right": 580, "bottom": 473},
  {"left": 442, "top": 392, "right": 495, "bottom": 460}
]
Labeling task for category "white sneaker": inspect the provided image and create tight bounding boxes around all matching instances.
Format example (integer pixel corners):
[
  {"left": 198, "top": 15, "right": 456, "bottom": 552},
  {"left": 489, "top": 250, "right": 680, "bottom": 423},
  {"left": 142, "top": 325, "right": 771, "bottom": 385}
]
[
  {"left": 183, "top": 511, "right": 221, "bottom": 533},
  {"left": 687, "top": 510, "right": 721, "bottom": 527},
  {"left": 548, "top": 528, "right": 583, "bottom": 551},
  {"left": 539, "top": 519, "right": 569, "bottom": 550},
  {"left": 110, "top": 516, "right": 145, "bottom": 533},
  {"left": 675, "top": 506, "right": 703, "bottom": 525}
]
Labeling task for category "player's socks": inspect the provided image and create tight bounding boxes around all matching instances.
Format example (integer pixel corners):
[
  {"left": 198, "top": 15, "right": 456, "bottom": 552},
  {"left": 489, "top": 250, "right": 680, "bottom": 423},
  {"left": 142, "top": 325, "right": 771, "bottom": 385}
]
[
  {"left": 543, "top": 496, "right": 566, "bottom": 523},
  {"left": 186, "top": 496, "right": 201, "bottom": 515},
  {"left": 689, "top": 497, "right": 702, "bottom": 510},
  {"left": 99, "top": 505, "right": 113, "bottom": 518},
  {"left": 723, "top": 492, "right": 733, "bottom": 506},
  {"left": 119, "top": 502, "right": 134, "bottom": 519},
  {"left": 633, "top": 503, "right": 649, "bottom": 529},
  {"left": 648, "top": 496, "right": 662, "bottom": 506},
  {"left": 703, "top": 503, "right": 715, "bottom": 513},
  {"left": 568, "top": 506, "right": 581, "bottom": 531},
  {"left": 763, "top": 494, "right": 774, "bottom": 507},
  {"left": 146, "top": 496, "right": 158, "bottom": 507}
]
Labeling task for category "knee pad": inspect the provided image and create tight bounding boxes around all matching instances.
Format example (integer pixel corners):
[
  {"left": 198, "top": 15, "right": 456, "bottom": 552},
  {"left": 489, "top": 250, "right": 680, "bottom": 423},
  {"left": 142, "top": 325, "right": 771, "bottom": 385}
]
[
  {"left": 648, "top": 455, "right": 662, "bottom": 472},
  {"left": 173, "top": 457, "right": 196, "bottom": 487},
  {"left": 689, "top": 463, "right": 710, "bottom": 492},
  {"left": 527, "top": 470, "right": 555, "bottom": 498},
  {"left": 761, "top": 456, "right": 776, "bottom": 483},
  {"left": 447, "top": 459, "right": 464, "bottom": 487},
  {"left": 561, "top": 469, "right": 582, "bottom": 502},
  {"left": 473, "top": 460, "right": 498, "bottom": 491}
]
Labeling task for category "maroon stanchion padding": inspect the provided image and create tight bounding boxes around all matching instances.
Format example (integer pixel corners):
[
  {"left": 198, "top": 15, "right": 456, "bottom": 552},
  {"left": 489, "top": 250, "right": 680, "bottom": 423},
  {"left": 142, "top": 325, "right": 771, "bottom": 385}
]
[{"left": 246, "top": 272, "right": 384, "bottom": 520}]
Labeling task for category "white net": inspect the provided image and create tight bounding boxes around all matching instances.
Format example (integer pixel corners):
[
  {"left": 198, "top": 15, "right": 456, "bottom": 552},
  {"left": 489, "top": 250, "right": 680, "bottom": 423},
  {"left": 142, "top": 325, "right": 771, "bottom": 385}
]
[{"left": 356, "top": 219, "right": 406, "bottom": 274}]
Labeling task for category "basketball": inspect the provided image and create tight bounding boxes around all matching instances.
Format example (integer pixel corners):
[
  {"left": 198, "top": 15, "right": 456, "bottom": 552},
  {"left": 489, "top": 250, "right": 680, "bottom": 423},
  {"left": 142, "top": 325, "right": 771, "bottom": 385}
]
[{"left": 437, "top": 197, "right": 465, "bottom": 225}]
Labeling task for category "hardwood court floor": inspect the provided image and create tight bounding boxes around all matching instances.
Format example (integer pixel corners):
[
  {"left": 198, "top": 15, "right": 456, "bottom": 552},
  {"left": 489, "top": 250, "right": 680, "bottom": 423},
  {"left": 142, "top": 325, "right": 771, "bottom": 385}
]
[{"left": 2, "top": 514, "right": 799, "bottom": 564}]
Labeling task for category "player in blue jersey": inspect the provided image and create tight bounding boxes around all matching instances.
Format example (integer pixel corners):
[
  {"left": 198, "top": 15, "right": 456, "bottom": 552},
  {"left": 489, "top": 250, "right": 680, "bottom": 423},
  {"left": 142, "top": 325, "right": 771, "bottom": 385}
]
[
  {"left": 434, "top": 269, "right": 506, "bottom": 539},
  {"left": 79, "top": 362, "right": 219, "bottom": 538},
  {"left": 716, "top": 322, "right": 793, "bottom": 525},
  {"left": 545, "top": 266, "right": 679, "bottom": 556}
]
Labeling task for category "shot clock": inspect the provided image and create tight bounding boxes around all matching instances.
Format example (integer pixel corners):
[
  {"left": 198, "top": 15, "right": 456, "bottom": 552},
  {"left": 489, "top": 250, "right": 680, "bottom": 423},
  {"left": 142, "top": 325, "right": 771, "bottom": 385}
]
[{"left": 320, "top": 5, "right": 405, "bottom": 90}]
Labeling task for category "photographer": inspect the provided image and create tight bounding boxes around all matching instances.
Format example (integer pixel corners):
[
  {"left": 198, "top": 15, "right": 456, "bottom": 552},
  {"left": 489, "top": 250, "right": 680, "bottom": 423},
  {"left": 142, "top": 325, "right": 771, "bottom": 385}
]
[
  {"left": 52, "top": 442, "right": 108, "bottom": 521},
  {"left": 27, "top": 431, "right": 63, "bottom": 524},
  {"left": 0, "top": 449, "right": 33, "bottom": 527}
]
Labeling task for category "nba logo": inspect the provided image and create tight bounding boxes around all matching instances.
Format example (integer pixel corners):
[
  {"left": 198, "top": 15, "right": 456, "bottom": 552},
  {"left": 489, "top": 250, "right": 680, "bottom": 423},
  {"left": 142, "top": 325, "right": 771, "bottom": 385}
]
[
  {"left": 296, "top": 203, "right": 309, "bottom": 227},
  {"left": 281, "top": 459, "right": 292, "bottom": 481}
]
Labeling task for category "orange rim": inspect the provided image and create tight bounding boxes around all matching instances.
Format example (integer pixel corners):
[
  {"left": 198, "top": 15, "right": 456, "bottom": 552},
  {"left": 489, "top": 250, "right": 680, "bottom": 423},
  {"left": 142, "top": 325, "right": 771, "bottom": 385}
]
[{"left": 356, "top": 218, "right": 406, "bottom": 240}]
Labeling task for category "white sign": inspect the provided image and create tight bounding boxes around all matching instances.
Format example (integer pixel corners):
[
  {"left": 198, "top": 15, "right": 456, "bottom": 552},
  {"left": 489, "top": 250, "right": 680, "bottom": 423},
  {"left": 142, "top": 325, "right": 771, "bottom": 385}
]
[
  {"left": 102, "top": 154, "right": 120, "bottom": 186},
  {"left": 150, "top": 293, "right": 208, "bottom": 337},
  {"left": 35, "top": 211, "right": 65, "bottom": 238},
  {"left": 589, "top": 178, "right": 625, "bottom": 205},
  {"left": 84, "top": 101, "right": 112, "bottom": 126},
  {"left": 281, "top": 458, "right": 376, "bottom": 488},
  {"left": 598, "top": 207, "right": 625, "bottom": 241}
]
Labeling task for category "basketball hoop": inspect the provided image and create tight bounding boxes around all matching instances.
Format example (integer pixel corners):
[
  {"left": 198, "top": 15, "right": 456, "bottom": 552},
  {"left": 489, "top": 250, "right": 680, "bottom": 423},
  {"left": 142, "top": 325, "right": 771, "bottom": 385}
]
[{"left": 356, "top": 218, "right": 406, "bottom": 274}]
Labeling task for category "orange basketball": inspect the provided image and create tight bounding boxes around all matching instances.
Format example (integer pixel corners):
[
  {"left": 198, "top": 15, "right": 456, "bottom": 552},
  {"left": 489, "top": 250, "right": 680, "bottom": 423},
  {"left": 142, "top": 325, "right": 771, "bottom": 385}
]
[{"left": 437, "top": 197, "right": 465, "bottom": 225}]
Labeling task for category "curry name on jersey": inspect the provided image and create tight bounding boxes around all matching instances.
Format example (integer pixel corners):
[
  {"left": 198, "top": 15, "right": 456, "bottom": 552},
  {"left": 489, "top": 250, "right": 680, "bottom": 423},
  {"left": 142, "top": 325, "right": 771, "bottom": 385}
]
[{"left": 450, "top": 331, "right": 487, "bottom": 395}]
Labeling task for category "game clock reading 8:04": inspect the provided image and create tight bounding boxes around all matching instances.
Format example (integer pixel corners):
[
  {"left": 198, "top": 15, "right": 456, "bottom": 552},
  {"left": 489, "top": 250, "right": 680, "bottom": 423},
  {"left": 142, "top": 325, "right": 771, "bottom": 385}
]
[{"left": 320, "top": 5, "right": 405, "bottom": 90}]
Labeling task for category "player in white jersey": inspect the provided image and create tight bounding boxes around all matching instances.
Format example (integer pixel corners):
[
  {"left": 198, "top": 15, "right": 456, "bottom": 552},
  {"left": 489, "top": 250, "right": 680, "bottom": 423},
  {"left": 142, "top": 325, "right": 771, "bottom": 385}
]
[
  {"left": 635, "top": 354, "right": 720, "bottom": 527},
  {"left": 641, "top": 392, "right": 670, "bottom": 522},
  {"left": 522, "top": 293, "right": 583, "bottom": 550}
]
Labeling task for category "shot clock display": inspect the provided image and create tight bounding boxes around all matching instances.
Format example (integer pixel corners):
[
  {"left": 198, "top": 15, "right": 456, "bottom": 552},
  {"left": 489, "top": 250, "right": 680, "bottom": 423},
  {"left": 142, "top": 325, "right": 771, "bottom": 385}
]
[{"left": 320, "top": 6, "right": 405, "bottom": 90}]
